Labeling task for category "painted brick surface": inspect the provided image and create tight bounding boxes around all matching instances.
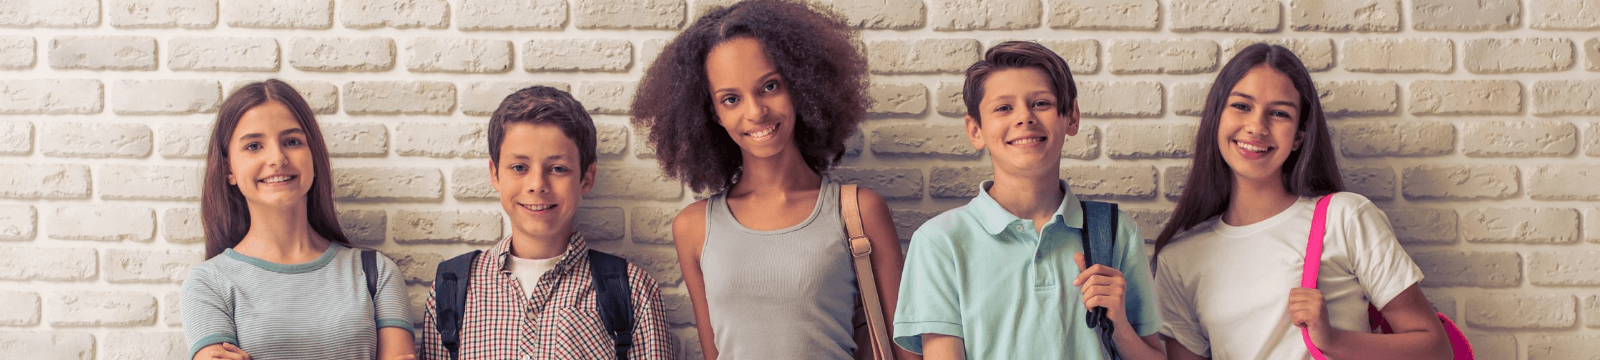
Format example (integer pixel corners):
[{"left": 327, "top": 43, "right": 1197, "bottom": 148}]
[
  {"left": 341, "top": 0, "right": 448, "bottom": 29},
  {"left": 48, "top": 36, "right": 157, "bottom": 70},
  {"left": 1402, "top": 165, "right": 1520, "bottom": 200},
  {"left": 1047, "top": 0, "right": 1159, "bottom": 30},
  {"left": 1224, "top": 38, "right": 1335, "bottom": 72},
  {"left": 578, "top": 207, "right": 626, "bottom": 242},
  {"left": 322, "top": 122, "right": 388, "bottom": 157},
  {"left": 337, "top": 209, "right": 387, "bottom": 245},
  {"left": 1533, "top": 80, "right": 1600, "bottom": 115},
  {"left": 1341, "top": 38, "right": 1453, "bottom": 73},
  {"left": 395, "top": 122, "right": 488, "bottom": 158},
  {"left": 576, "top": 81, "right": 636, "bottom": 115},
  {"left": 0, "top": 0, "right": 100, "bottom": 28},
  {"left": 224, "top": 0, "right": 333, "bottom": 29},
  {"left": 1411, "top": 251, "right": 1521, "bottom": 288},
  {"left": 572, "top": 0, "right": 684, "bottom": 29},
  {"left": 450, "top": 165, "right": 496, "bottom": 201},
  {"left": 104, "top": 249, "right": 201, "bottom": 283},
  {"left": 867, "top": 39, "right": 981, "bottom": 74},
  {"left": 1412, "top": 0, "right": 1521, "bottom": 31},
  {"left": 290, "top": 37, "right": 395, "bottom": 72},
  {"left": 868, "top": 82, "right": 927, "bottom": 115},
  {"left": 1464, "top": 38, "right": 1575, "bottom": 74},
  {"left": 0, "top": 164, "right": 91, "bottom": 199},
  {"left": 48, "top": 206, "right": 156, "bottom": 242},
  {"left": 46, "top": 291, "right": 157, "bottom": 326},
  {"left": 1289, "top": 0, "right": 1401, "bottom": 32},
  {"left": 41, "top": 122, "right": 152, "bottom": 158},
  {"left": 169, "top": 37, "right": 279, "bottom": 71},
  {"left": 1530, "top": 0, "right": 1600, "bottom": 30},
  {"left": 1063, "top": 165, "right": 1157, "bottom": 200},
  {"left": 1460, "top": 207, "right": 1580, "bottom": 244},
  {"left": 1341, "top": 166, "right": 1394, "bottom": 201},
  {"left": 461, "top": 81, "right": 571, "bottom": 116},
  {"left": 1335, "top": 121, "right": 1455, "bottom": 157},
  {"left": 0, "top": 80, "right": 102, "bottom": 114},
  {"left": 1467, "top": 294, "right": 1574, "bottom": 329},
  {"left": 406, "top": 38, "right": 512, "bottom": 73},
  {"left": 870, "top": 124, "right": 979, "bottom": 157},
  {"left": 112, "top": 80, "right": 222, "bottom": 115},
  {"left": 1528, "top": 335, "right": 1600, "bottom": 360},
  {"left": 333, "top": 167, "right": 444, "bottom": 201},
  {"left": 108, "top": 0, "right": 218, "bottom": 28},
  {"left": 629, "top": 207, "right": 675, "bottom": 245},
  {"left": 1316, "top": 81, "right": 1397, "bottom": 116},
  {"left": 523, "top": 39, "right": 632, "bottom": 73},
  {"left": 162, "top": 208, "right": 203, "bottom": 244},
  {"left": 344, "top": 81, "right": 455, "bottom": 115},
  {"left": 929, "top": 0, "right": 1039, "bottom": 30},
  {"left": 457, "top": 0, "right": 566, "bottom": 30},
  {"left": 98, "top": 165, "right": 203, "bottom": 200},
  {"left": 1077, "top": 81, "right": 1163, "bottom": 118},
  {"left": 1387, "top": 208, "right": 1457, "bottom": 244},
  {"left": 0, "top": 246, "right": 97, "bottom": 281},
  {"left": 1528, "top": 165, "right": 1600, "bottom": 200},
  {"left": 1105, "top": 123, "right": 1195, "bottom": 159},
  {"left": 1170, "top": 0, "right": 1281, "bottom": 32},
  {"left": 0, "top": 291, "right": 39, "bottom": 326},
  {"left": 1108, "top": 39, "right": 1218, "bottom": 75},
  {"left": 0, "top": 205, "right": 35, "bottom": 241},
  {"left": 392, "top": 210, "right": 502, "bottom": 244},
  {"left": 1062, "top": 125, "right": 1100, "bottom": 160},
  {"left": 0, "top": 332, "right": 95, "bottom": 359},
  {"left": 0, "top": 121, "right": 31, "bottom": 155},
  {"left": 0, "top": 36, "right": 35, "bottom": 69},
  {"left": 1528, "top": 251, "right": 1600, "bottom": 286},
  {"left": 101, "top": 331, "right": 186, "bottom": 360},
  {"left": 156, "top": 123, "right": 212, "bottom": 159},
  {"left": 831, "top": 167, "right": 925, "bottom": 200},
  {"left": 1462, "top": 121, "right": 1577, "bottom": 157},
  {"left": 591, "top": 166, "right": 682, "bottom": 201},
  {"left": 1409, "top": 80, "right": 1522, "bottom": 115}
]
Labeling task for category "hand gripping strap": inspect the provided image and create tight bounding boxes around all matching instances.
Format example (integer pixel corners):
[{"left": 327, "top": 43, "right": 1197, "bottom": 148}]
[
  {"left": 1302, "top": 195, "right": 1335, "bottom": 360},
  {"left": 841, "top": 184, "right": 894, "bottom": 360}
]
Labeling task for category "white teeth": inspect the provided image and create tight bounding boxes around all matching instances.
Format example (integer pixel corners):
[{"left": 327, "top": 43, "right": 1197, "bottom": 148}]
[
  {"left": 1237, "top": 141, "right": 1268, "bottom": 153},
  {"left": 523, "top": 204, "right": 555, "bottom": 211},
  {"left": 748, "top": 124, "right": 777, "bottom": 138},
  {"left": 1010, "top": 137, "right": 1043, "bottom": 145},
  {"left": 262, "top": 175, "right": 293, "bottom": 183}
]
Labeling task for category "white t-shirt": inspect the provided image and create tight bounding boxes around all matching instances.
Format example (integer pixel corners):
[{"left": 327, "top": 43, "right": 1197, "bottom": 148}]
[
  {"left": 505, "top": 254, "right": 561, "bottom": 299},
  {"left": 1155, "top": 192, "right": 1424, "bottom": 360}
]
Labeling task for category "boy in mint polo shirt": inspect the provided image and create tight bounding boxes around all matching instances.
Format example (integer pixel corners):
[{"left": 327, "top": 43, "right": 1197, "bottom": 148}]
[{"left": 893, "top": 41, "right": 1165, "bottom": 360}]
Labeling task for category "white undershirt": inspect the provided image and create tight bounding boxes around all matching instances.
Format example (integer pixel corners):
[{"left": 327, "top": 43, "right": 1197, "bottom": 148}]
[{"left": 505, "top": 254, "right": 561, "bottom": 299}]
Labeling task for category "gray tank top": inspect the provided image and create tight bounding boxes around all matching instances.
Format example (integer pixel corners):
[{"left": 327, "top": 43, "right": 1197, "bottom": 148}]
[{"left": 701, "top": 178, "right": 858, "bottom": 360}]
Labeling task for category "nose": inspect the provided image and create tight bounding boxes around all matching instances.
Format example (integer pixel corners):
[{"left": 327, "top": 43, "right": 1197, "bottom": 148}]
[
  {"left": 1015, "top": 107, "right": 1038, "bottom": 127},
  {"left": 527, "top": 173, "right": 550, "bottom": 194},
  {"left": 744, "top": 97, "right": 768, "bottom": 122},
  {"left": 1243, "top": 110, "right": 1270, "bottom": 136},
  {"left": 267, "top": 143, "right": 288, "bottom": 167}
]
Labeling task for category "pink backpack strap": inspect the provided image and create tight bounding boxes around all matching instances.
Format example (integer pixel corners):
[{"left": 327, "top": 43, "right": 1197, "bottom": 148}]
[{"left": 1303, "top": 195, "right": 1334, "bottom": 360}]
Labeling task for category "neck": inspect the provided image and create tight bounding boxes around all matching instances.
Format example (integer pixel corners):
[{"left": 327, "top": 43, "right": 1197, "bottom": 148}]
[
  {"left": 1224, "top": 175, "right": 1299, "bottom": 226},
  {"left": 731, "top": 147, "right": 822, "bottom": 195},
  {"left": 510, "top": 231, "right": 571, "bottom": 260},
  {"left": 235, "top": 202, "right": 329, "bottom": 262},
  {"left": 988, "top": 169, "right": 1065, "bottom": 232}
]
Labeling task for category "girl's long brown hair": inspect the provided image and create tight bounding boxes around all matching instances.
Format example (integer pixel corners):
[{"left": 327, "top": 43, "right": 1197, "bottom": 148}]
[
  {"left": 202, "top": 79, "right": 348, "bottom": 259},
  {"left": 1153, "top": 44, "right": 1343, "bottom": 261}
]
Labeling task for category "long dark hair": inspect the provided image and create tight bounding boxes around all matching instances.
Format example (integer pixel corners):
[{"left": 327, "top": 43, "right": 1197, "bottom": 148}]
[
  {"left": 1153, "top": 44, "right": 1343, "bottom": 259},
  {"left": 202, "top": 79, "right": 349, "bottom": 259}
]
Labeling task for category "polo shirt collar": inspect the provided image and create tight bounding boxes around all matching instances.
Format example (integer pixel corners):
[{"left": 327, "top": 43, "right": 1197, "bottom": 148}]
[{"left": 972, "top": 179, "right": 1085, "bottom": 236}]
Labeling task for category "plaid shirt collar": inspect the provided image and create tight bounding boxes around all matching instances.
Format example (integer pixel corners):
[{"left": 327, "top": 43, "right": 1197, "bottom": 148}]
[{"left": 484, "top": 232, "right": 589, "bottom": 278}]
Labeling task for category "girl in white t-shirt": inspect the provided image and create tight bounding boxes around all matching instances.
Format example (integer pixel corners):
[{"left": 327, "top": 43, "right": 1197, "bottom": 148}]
[{"left": 1152, "top": 44, "right": 1452, "bottom": 360}]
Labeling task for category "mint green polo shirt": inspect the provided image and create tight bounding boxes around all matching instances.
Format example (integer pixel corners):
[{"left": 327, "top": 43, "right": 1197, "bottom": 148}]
[{"left": 892, "top": 180, "right": 1161, "bottom": 359}]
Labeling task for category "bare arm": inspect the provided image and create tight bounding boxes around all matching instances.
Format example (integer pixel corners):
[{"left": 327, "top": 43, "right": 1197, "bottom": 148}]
[
  {"left": 377, "top": 327, "right": 416, "bottom": 360},
  {"left": 920, "top": 333, "right": 966, "bottom": 360},
  {"left": 192, "top": 343, "right": 251, "bottom": 360},
  {"left": 1162, "top": 335, "right": 1208, "bottom": 360},
  {"left": 1073, "top": 253, "right": 1164, "bottom": 360},
  {"left": 672, "top": 200, "right": 718, "bottom": 359},
  {"left": 1293, "top": 284, "right": 1449, "bottom": 360},
  {"left": 855, "top": 188, "right": 921, "bottom": 360}
]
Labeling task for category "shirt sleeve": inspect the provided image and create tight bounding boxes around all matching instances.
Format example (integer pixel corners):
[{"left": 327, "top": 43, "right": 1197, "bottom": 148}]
[
  {"left": 1154, "top": 250, "right": 1209, "bottom": 357},
  {"left": 181, "top": 264, "right": 239, "bottom": 359},
  {"left": 374, "top": 252, "right": 417, "bottom": 333},
  {"left": 625, "top": 263, "right": 678, "bottom": 360},
  {"left": 1114, "top": 210, "right": 1162, "bottom": 337},
  {"left": 891, "top": 228, "right": 964, "bottom": 354},
  {"left": 1337, "top": 193, "right": 1424, "bottom": 310},
  {"left": 419, "top": 280, "right": 447, "bottom": 360}
]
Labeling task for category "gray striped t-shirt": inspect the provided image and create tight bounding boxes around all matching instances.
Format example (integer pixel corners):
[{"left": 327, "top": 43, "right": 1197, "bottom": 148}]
[{"left": 182, "top": 242, "right": 415, "bottom": 359}]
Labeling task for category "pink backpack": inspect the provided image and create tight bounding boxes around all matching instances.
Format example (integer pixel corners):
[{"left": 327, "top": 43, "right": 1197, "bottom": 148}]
[{"left": 1301, "top": 195, "right": 1473, "bottom": 360}]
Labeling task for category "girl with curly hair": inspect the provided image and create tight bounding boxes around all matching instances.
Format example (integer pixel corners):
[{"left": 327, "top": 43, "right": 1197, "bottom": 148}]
[{"left": 632, "top": 0, "right": 914, "bottom": 358}]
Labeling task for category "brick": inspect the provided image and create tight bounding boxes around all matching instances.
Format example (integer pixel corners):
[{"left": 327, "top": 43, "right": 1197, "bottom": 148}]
[
  {"left": 1078, "top": 81, "right": 1163, "bottom": 118},
  {"left": 1108, "top": 39, "right": 1218, "bottom": 75},
  {"left": 46, "top": 291, "right": 156, "bottom": 326},
  {"left": 1589, "top": 208, "right": 1600, "bottom": 243},
  {"left": 1529, "top": 165, "right": 1600, "bottom": 200},
  {"left": 458, "top": 0, "right": 566, "bottom": 30},
  {"left": 0, "top": 332, "right": 94, "bottom": 359},
  {"left": 1064, "top": 165, "right": 1157, "bottom": 200},
  {"left": 1341, "top": 166, "right": 1395, "bottom": 201},
  {"left": 662, "top": 292, "right": 692, "bottom": 325},
  {"left": 289, "top": 37, "right": 395, "bottom": 72},
  {"left": 1017, "top": 39, "right": 1099, "bottom": 75},
  {"left": 0, "top": 164, "right": 90, "bottom": 199},
  {"left": 48, "top": 206, "right": 154, "bottom": 242},
  {"left": 224, "top": 0, "right": 332, "bottom": 29},
  {"left": 0, "top": 79, "right": 101, "bottom": 114},
  {"left": 632, "top": 126, "right": 656, "bottom": 159},
  {"left": 639, "top": 39, "right": 668, "bottom": 71},
  {"left": 929, "top": 166, "right": 991, "bottom": 198},
  {"left": 321, "top": 122, "right": 387, "bottom": 157},
  {"left": 867, "top": 39, "right": 981, "bottom": 75},
  {"left": 406, "top": 38, "right": 511, "bottom": 73},
  {"left": 870, "top": 124, "right": 978, "bottom": 157},
  {"left": 1170, "top": 0, "right": 1281, "bottom": 33},
  {"left": 1225, "top": 38, "right": 1335, "bottom": 72},
  {"left": 0, "top": 0, "right": 100, "bottom": 27},
  {"left": 1402, "top": 165, "right": 1519, "bottom": 200},
  {"left": 591, "top": 166, "right": 682, "bottom": 200},
  {"left": 929, "top": 0, "right": 1039, "bottom": 30},
  {"left": 162, "top": 208, "right": 203, "bottom": 244},
  {"left": 1533, "top": 80, "right": 1600, "bottom": 115},
  {"left": 48, "top": 36, "right": 156, "bottom": 70},
  {"left": 396, "top": 122, "right": 487, "bottom": 158},
  {"left": 333, "top": 167, "right": 442, "bottom": 201},
  {"left": 1529, "top": 251, "right": 1600, "bottom": 286},
  {"left": 1410, "top": 250, "right": 1520, "bottom": 287},
  {"left": 1047, "top": 0, "right": 1159, "bottom": 30},
  {"left": 1587, "top": 295, "right": 1600, "bottom": 328},
  {"left": 614, "top": 248, "right": 681, "bottom": 285},
  {"left": 108, "top": 0, "right": 217, "bottom": 28},
  {"left": 344, "top": 81, "right": 455, "bottom": 115},
  {"left": 1529, "top": 335, "right": 1600, "bottom": 360},
  {"left": 102, "top": 331, "right": 185, "bottom": 360},
  {"left": 1170, "top": 82, "right": 1210, "bottom": 116},
  {"left": 630, "top": 207, "right": 675, "bottom": 245},
  {"left": 461, "top": 81, "right": 571, "bottom": 116},
  {"left": 0, "top": 291, "right": 38, "bottom": 325},
  {"left": 1316, "top": 81, "right": 1397, "bottom": 117},
  {"left": 1335, "top": 121, "right": 1455, "bottom": 157},
  {"left": 1421, "top": 290, "right": 1455, "bottom": 319},
  {"left": 1531, "top": 0, "right": 1600, "bottom": 29},
  {"left": 105, "top": 249, "right": 200, "bottom": 283},
  {"left": 597, "top": 123, "right": 627, "bottom": 156},
  {"left": 226, "top": 79, "right": 338, "bottom": 114},
  {"left": 1409, "top": 80, "right": 1522, "bottom": 115},
  {"left": 41, "top": 123, "right": 151, "bottom": 158},
  {"left": 892, "top": 209, "right": 944, "bottom": 241},
  {"left": 112, "top": 79, "right": 221, "bottom": 115},
  {"left": 1412, "top": 0, "right": 1520, "bottom": 31},
  {"left": 816, "top": 0, "right": 926, "bottom": 29},
  {"left": 1163, "top": 166, "right": 1188, "bottom": 200},
  {"left": 577, "top": 207, "right": 626, "bottom": 242},
  {"left": 1465, "top": 38, "right": 1574, "bottom": 73},
  {"left": 385, "top": 250, "right": 442, "bottom": 285},
  {"left": 1461, "top": 207, "right": 1579, "bottom": 243},
  {"left": 0, "top": 206, "right": 33, "bottom": 241},
  {"left": 155, "top": 123, "right": 209, "bottom": 159},
  {"left": 168, "top": 37, "right": 278, "bottom": 71},
  {"left": 342, "top": 0, "right": 447, "bottom": 29},
  {"left": 0, "top": 246, "right": 96, "bottom": 281},
  {"left": 1466, "top": 294, "right": 1573, "bottom": 329},
  {"left": 392, "top": 210, "right": 502, "bottom": 244},
  {"left": 1290, "top": 0, "right": 1400, "bottom": 32},
  {"left": 935, "top": 82, "right": 965, "bottom": 117},
  {"left": 831, "top": 167, "right": 924, "bottom": 200},
  {"left": 845, "top": 130, "right": 864, "bottom": 157},
  {"left": 1341, "top": 38, "right": 1453, "bottom": 73},
  {"left": 1464, "top": 333, "right": 1516, "bottom": 360},
  {"left": 0, "top": 36, "right": 33, "bottom": 69},
  {"left": 1125, "top": 208, "right": 1171, "bottom": 242},
  {"left": 679, "top": 330, "right": 703, "bottom": 360},
  {"left": 1106, "top": 123, "right": 1194, "bottom": 159},
  {"left": 1463, "top": 121, "right": 1576, "bottom": 157},
  {"left": 867, "top": 82, "right": 927, "bottom": 116},
  {"left": 100, "top": 165, "right": 201, "bottom": 201},
  {"left": 1590, "top": 38, "right": 1600, "bottom": 72},
  {"left": 1386, "top": 208, "right": 1456, "bottom": 244},
  {"left": 450, "top": 165, "right": 495, "bottom": 201},
  {"left": 572, "top": 0, "right": 684, "bottom": 29},
  {"left": 576, "top": 81, "right": 635, "bottom": 115},
  {"left": 0, "top": 121, "right": 29, "bottom": 154},
  {"left": 1062, "top": 124, "right": 1099, "bottom": 160},
  {"left": 337, "top": 209, "right": 386, "bottom": 245}
]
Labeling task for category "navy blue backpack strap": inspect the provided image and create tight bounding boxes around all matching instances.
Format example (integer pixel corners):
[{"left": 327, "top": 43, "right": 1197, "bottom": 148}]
[
  {"left": 360, "top": 249, "right": 378, "bottom": 299},
  {"left": 434, "top": 250, "right": 481, "bottom": 360},
  {"left": 1080, "top": 200, "right": 1121, "bottom": 360},
  {"left": 588, "top": 249, "right": 634, "bottom": 360}
]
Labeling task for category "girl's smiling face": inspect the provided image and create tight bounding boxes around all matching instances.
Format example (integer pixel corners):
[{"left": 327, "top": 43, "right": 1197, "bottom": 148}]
[
  {"left": 704, "top": 36, "right": 799, "bottom": 160},
  {"left": 1217, "top": 65, "right": 1304, "bottom": 185},
  {"left": 227, "top": 101, "right": 316, "bottom": 210}
]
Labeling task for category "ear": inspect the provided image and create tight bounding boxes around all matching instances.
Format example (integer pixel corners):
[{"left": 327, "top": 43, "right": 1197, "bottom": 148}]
[
  {"left": 227, "top": 174, "right": 237, "bottom": 185},
  {"left": 965, "top": 115, "right": 986, "bottom": 150},
  {"left": 1295, "top": 129, "right": 1305, "bottom": 148},
  {"left": 1063, "top": 100, "right": 1081, "bottom": 137},
  {"left": 579, "top": 163, "right": 598, "bottom": 195},
  {"left": 487, "top": 160, "right": 503, "bottom": 194}
]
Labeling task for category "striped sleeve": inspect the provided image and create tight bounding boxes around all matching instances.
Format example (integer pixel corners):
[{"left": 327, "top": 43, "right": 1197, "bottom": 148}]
[
  {"left": 181, "top": 263, "right": 238, "bottom": 359},
  {"left": 374, "top": 252, "right": 417, "bottom": 333}
]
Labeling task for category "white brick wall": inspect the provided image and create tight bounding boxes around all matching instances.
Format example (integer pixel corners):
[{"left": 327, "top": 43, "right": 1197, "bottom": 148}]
[{"left": 0, "top": 0, "right": 1596, "bottom": 358}]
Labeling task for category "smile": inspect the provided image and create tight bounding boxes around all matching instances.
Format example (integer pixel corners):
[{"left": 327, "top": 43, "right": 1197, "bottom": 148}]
[
  {"left": 1007, "top": 136, "right": 1046, "bottom": 146},
  {"left": 519, "top": 203, "right": 556, "bottom": 212},
  {"left": 747, "top": 123, "right": 779, "bottom": 139},
  {"left": 260, "top": 175, "right": 296, "bottom": 183},
  {"left": 1232, "top": 140, "right": 1274, "bottom": 159}
]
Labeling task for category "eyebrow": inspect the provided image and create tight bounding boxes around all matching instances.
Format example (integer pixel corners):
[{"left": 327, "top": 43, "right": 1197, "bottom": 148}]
[
  {"left": 711, "top": 71, "right": 781, "bottom": 95},
  {"left": 237, "top": 127, "right": 306, "bottom": 142},
  {"left": 1230, "top": 91, "right": 1299, "bottom": 108},
  {"left": 505, "top": 154, "right": 569, "bottom": 162}
]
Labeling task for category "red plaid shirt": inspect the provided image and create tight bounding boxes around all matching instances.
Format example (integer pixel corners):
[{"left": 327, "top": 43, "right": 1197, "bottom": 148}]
[{"left": 420, "top": 234, "right": 676, "bottom": 359}]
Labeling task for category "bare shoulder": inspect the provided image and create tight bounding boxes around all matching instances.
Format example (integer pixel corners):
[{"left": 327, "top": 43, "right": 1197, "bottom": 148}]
[{"left": 672, "top": 200, "right": 710, "bottom": 255}]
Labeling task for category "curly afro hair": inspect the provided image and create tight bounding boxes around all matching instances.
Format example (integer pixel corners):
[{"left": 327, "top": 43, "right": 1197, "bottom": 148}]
[{"left": 631, "top": 0, "right": 868, "bottom": 194}]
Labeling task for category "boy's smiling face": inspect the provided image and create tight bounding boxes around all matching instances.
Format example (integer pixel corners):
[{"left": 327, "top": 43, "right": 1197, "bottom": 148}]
[
  {"left": 490, "top": 122, "right": 596, "bottom": 245},
  {"left": 966, "top": 67, "right": 1080, "bottom": 180}
]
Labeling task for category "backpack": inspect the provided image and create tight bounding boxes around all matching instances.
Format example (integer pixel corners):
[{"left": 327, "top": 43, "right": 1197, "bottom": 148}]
[
  {"left": 1080, "top": 200, "right": 1122, "bottom": 360},
  {"left": 432, "top": 249, "right": 636, "bottom": 360}
]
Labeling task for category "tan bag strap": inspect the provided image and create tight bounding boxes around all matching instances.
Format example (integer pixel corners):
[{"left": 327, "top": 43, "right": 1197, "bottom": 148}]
[{"left": 841, "top": 184, "right": 894, "bottom": 360}]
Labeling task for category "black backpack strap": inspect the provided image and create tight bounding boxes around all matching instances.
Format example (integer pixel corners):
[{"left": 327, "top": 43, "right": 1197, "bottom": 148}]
[
  {"left": 588, "top": 250, "right": 634, "bottom": 360},
  {"left": 360, "top": 249, "right": 378, "bottom": 298},
  {"left": 434, "top": 250, "right": 481, "bottom": 360},
  {"left": 1081, "top": 200, "right": 1121, "bottom": 360}
]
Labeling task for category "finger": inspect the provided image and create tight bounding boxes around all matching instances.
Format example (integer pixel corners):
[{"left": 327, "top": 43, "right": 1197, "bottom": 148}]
[
  {"left": 1078, "top": 274, "right": 1126, "bottom": 288},
  {"left": 1073, "top": 253, "right": 1088, "bottom": 286}
]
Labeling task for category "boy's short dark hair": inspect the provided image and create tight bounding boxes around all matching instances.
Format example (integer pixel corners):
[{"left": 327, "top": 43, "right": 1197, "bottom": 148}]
[
  {"left": 963, "top": 41, "right": 1078, "bottom": 125},
  {"left": 487, "top": 86, "right": 597, "bottom": 180}
]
